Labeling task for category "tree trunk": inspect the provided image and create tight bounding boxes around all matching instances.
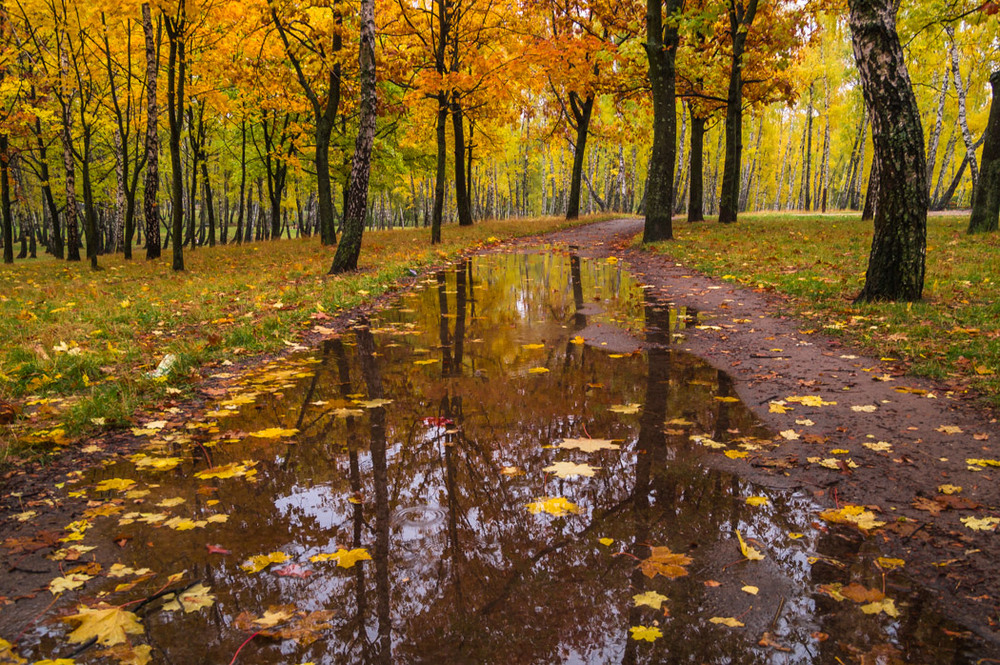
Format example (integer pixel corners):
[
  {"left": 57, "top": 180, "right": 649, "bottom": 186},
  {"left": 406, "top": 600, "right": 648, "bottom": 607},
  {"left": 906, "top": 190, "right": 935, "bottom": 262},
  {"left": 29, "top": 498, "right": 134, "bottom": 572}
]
[
  {"left": 452, "top": 99, "right": 473, "bottom": 226},
  {"left": 926, "top": 66, "right": 949, "bottom": 194},
  {"left": 0, "top": 135, "right": 11, "bottom": 264},
  {"left": 968, "top": 70, "right": 1000, "bottom": 234},
  {"left": 718, "top": 0, "right": 759, "bottom": 224},
  {"left": 431, "top": 96, "right": 447, "bottom": 244},
  {"left": 566, "top": 92, "right": 594, "bottom": 220},
  {"left": 142, "top": 2, "right": 161, "bottom": 260},
  {"left": 947, "top": 26, "right": 978, "bottom": 191},
  {"left": 166, "top": 2, "right": 185, "bottom": 270},
  {"left": 849, "top": 0, "right": 927, "bottom": 302},
  {"left": 329, "top": 0, "right": 375, "bottom": 274},
  {"left": 642, "top": 0, "right": 682, "bottom": 242}
]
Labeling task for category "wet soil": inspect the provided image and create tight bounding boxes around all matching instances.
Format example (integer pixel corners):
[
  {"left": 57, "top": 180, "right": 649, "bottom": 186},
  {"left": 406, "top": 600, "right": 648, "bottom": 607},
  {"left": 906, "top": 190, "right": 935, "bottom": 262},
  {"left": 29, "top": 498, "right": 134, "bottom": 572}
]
[{"left": 1, "top": 218, "right": 999, "bottom": 664}]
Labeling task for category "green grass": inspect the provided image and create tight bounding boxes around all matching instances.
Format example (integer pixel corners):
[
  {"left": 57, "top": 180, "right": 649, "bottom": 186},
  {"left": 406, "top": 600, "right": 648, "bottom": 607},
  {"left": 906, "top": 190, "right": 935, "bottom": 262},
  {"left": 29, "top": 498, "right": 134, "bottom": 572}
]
[
  {"left": 643, "top": 212, "right": 1000, "bottom": 406},
  {"left": 0, "top": 214, "right": 610, "bottom": 462}
]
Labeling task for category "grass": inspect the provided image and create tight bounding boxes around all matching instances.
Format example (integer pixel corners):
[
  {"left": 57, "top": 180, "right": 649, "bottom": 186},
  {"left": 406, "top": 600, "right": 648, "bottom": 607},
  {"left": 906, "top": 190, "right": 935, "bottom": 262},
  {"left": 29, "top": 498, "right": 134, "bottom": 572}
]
[
  {"left": 0, "top": 214, "right": 610, "bottom": 463},
  {"left": 643, "top": 211, "right": 1000, "bottom": 407}
]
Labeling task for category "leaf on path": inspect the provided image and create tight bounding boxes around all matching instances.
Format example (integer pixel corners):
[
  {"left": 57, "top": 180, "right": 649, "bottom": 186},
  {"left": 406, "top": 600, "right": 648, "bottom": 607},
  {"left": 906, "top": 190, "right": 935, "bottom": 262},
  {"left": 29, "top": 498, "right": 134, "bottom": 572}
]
[
  {"left": 162, "top": 583, "right": 215, "bottom": 613},
  {"left": 709, "top": 617, "right": 745, "bottom": 627},
  {"left": 936, "top": 425, "right": 963, "bottom": 435},
  {"left": 863, "top": 441, "right": 892, "bottom": 452},
  {"left": 526, "top": 497, "right": 581, "bottom": 517},
  {"left": 938, "top": 484, "right": 962, "bottom": 495},
  {"left": 742, "top": 585, "right": 759, "bottom": 595},
  {"left": 557, "top": 438, "right": 619, "bottom": 453},
  {"left": 632, "top": 590, "right": 668, "bottom": 610},
  {"left": 241, "top": 551, "right": 290, "bottom": 574},
  {"left": 308, "top": 547, "right": 372, "bottom": 568},
  {"left": 629, "top": 626, "right": 662, "bottom": 642},
  {"left": 638, "top": 546, "right": 692, "bottom": 579},
  {"left": 819, "top": 505, "right": 885, "bottom": 532},
  {"left": 542, "top": 461, "right": 599, "bottom": 478},
  {"left": 961, "top": 516, "right": 1000, "bottom": 531},
  {"left": 769, "top": 402, "right": 791, "bottom": 413},
  {"left": 779, "top": 430, "right": 799, "bottom": 441},
  {"left": 851, "top": 405, "right": 878, "bottom": 413},
  {"left": 736, "top": 530, "right": 764, "bottom": 561},
  {"left": 49, "top": 573, "right": 92, "bottom": 594},
  {"left": 63, "top": 603, "right": 144, "bottom": 646},
  {"left": 786, "top": 395, "right": 837, "bottom": 407}
]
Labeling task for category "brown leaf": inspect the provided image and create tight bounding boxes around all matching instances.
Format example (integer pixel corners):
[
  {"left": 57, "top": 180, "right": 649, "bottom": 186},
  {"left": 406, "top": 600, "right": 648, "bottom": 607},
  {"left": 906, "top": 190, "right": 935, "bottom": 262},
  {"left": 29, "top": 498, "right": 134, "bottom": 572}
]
[
  {"left": 638, "top": 546, "right": 693, "bottom": 579},
  {"left": 840, "top": 583, "right": 885, "bottom": 604}
]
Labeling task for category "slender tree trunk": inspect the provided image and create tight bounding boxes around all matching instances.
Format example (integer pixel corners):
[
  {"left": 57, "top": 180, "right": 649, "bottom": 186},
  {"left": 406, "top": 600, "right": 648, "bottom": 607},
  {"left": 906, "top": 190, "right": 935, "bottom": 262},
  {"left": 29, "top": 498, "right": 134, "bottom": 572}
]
[
  {"left": 947, "top": 26, "right": 978, "bottom": 190},
  {"left": 142, "top": 2, "right": 161, "bottom": 259},
  {"left": 803, "top": 84, "right": 814, "bottom": 210},
  {"left": 0, "top": 135, "right": 11, "bottom": 264},
  {"left": 642, "top": 0, "right": 682, "bottom": 242},
  {"left": 80, "top": 132, "right": 100, "bottom": 269},
  {"left": 969, "top": 70, "right": 1000, "bottom": 234},
  {"left": 849, "top": 0, "right": 927, "bottom": 302},
  {"left": 166, "top": 1, "right": 186, "bottom": 271},
  {"left": 431, "top": 97, "right": 447, "bottom": 244},
  {"left": 329, "top": 0, "right": 375, "bottom": 273},
  {"left": 718, "top": 0, "right": 759, "bottom": 224},
  {"left": 566, "top": 92, "right": 594, "bottom": 220},
  {"left": 687, "top": 112, "right": 707, "bottom": 221},
  {"left": 452, "top": 99, "right": 473, "bottom": 226},
  {"left": 926, "top": 66, "right": 949, "bottom": 194}
]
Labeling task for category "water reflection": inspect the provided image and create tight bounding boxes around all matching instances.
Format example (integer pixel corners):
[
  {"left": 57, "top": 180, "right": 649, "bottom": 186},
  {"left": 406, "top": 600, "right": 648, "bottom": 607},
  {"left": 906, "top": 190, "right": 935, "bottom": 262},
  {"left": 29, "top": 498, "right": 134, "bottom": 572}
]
[{"left": 5, "top": 250, "right": 979, "bottom": 664}]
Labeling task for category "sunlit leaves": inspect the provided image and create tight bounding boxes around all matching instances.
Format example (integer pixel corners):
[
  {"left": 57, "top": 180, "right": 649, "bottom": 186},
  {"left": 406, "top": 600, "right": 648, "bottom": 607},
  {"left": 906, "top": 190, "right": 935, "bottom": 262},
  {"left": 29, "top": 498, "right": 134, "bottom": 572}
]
[
  {"left": 609, "top": 404, "right": 641, "bottom": 414},
  {"left": 94, "top": 478, "right": 136, "bottom": 493},
  {"left": 525, "top": 496, "right": 581, "bottom": 517},
  {"left": 130, "top": 454, "right": 184, "bottom": 471},
  {"left": 0, "top": 639, "right": 25, "bottom": 665},
  {"left": 785, "top": 395, "right": 836, "bottom": 407},
  {"left": 638, "top": 546, "right": 692, "bottom": 579},
  {"left": 63, "top": 604, "right": 144, "bottom": 646}
]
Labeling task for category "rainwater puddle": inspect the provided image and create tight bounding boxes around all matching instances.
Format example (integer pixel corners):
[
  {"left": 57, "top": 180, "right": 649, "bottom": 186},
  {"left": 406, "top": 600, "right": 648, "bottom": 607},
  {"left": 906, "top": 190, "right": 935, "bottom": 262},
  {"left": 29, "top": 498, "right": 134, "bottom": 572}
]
[{"left": 3, "top": 249, "right": 981, "bottom": 663}]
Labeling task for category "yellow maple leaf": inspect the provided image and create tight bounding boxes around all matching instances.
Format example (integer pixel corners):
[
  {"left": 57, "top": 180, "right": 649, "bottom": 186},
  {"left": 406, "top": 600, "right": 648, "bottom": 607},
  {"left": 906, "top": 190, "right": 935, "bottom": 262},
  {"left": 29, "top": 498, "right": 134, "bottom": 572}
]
[
  {"left": 94, "top": 478, "right": 136, "bottom": 493},
  {"left": 241, "top": 551, "right": 290, "bottom": 573},
  {"left": 194, "top": 461, "right": 257, "bottom": 480},
  {"left": 0, "top": 638, "right": 25, "bottom": 665},
  {"left": 769, "top": 402, "right": 791, "bottom": 413},
  {"left": 937, "top": 425, "right": 963, "bottom": 435},
  {"left": 724, "top": 450, "right": 748, "bottom": 459},
  {"left": 598, "top": 537, "right": 614, "bottom": 546},
  {"left": 786, "top": 395, "right": 836, "bottom": 407},
  {"left": 49, "top": 573, "right": 93, "bottom": 594},
  {"left": 639, "top": 546, "right": 692, "bottom": 579},
  {"left": 557, "top": 438, "right": 619, "bottom": 453},
  {"left": 248, "top": 428, "right": 299, "bottom": 439},
  {"left": 63, "top": 603, "right": 144, "bottom": 646},
  {"left": 162, "top": 583, "right": 215, "bottom": 613},
  {"left": 629, "top": 625, "right": 662, "bottom": 642},
  {"left": 308, "top": 547, "right": 372, "bottom": 568},
  {"left": 860, "top": 598, "right": 899, "bottom": 617},
  {"left": 526, "top": 496, "right": 581, "bottom": 517},
  {"left": 961, "top": 516, "right": 1000, "bottom": 531},
  {"left": 632, "top": 590, "right": 668, "bottom": 609},
  {"left": 94, "top": 644, "right": 153, "bottom": 665},
  {"left": 745, "top": 496, "right": 769, "bottom": 507},
  {"left": 157, "top": 497, "right": 186, "bottom": 508},
  {"left": 542, "top": 461, "right": 599, "bottom": 478},
  {"left": 819, "top": 505, "right": 885, "bottom": 532},
  {"left": 938, "top": 484, "right": 962, "bottom": 494},
  {"left": 709, "top": 617, "right": 745, "bottom": 627},
  {"left": 609, "top": 403, "right": 641, "bottom": 414},
  {"left": 736, "top": 530, "right": 764, "bottom": 561}
]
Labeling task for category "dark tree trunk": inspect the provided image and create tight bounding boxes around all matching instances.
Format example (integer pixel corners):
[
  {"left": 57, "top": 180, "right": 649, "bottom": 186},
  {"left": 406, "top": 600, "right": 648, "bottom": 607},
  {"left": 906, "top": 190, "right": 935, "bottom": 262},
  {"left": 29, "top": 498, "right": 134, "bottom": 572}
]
[
  {"left": 687, "top": 113, "right": 706, "bottom": 222},
  {"left": 642, "top": 0, "right": 682, "bottom": 242},
  {"left": 329, "top": 0, "right": 376, "bottom": 274},
  {"left": 80, "top": 132, "right": 100, "bottom": 269},
  {"left": 718, "top": 0, "right": 759, "bottom": 224},
  {"left": 849, "top": 0, "right": 927, "bottom": 302},
  {"left": 165, "top": 1, "right": 186, "bottom": 271},
  {"left": 969, "top": 70, "right": 1000, "bottom": 234},
  {"left": 452, "top": 99, "right": 473, "bottom": 226},
  {"left": 0, "top": 135, "right": 11, "bottom": 264},
  {"left": 142, "top": 3, "right": 161, "bottom": 259},
  {"left": 431, "top": 97, "right": 447, "bottom": 244},
  {"left": 237, "top": 118, "right": 246, "bottom": 244},
  {"left": 201, "top": 160, "right": 216, "bottom": 246},
  {"left": 861, "top": 156, "right": 877, "bottom": 220},
  {"left": 566, "top": 91, "right": 594, "bottom": 220}
]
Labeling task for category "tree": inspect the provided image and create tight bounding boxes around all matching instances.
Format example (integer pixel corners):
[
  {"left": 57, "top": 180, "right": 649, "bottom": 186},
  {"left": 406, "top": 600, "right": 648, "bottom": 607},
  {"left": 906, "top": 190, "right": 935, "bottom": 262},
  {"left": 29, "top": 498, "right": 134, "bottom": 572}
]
[
  {"left": 968, "top": 70, "right": 1000, "bottom": 234},
  {"left": 328, "top": 0, "right": 375, "bottom": 273},
  {"left": 849, "top": 0, "right": 927, "bottom": 302},
  {"left": 642, "top": 0, "right": 682, "bottom": 242},
  {"left": 164, "top": 0, "right": 186, "bottom": 271},
  {"left": 141, "top": 2, "right": 160, "bottom": 259}
]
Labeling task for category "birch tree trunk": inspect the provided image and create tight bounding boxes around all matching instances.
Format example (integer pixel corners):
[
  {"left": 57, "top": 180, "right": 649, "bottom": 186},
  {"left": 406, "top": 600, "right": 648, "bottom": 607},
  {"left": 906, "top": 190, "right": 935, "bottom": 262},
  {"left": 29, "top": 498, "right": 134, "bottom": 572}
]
[
  {"left": 926, "top": 67, "right": 949, "bottom": 194},
  {"left": 947, "top": 26, "right": 978, "bottom": 190}
]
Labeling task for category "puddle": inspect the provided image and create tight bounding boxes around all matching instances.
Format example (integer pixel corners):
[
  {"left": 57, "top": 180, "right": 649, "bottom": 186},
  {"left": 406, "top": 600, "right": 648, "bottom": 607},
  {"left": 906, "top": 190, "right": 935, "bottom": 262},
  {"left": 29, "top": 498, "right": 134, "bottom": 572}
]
[{"left": 1, "top": 249, "right": 983, "bottom": 663}]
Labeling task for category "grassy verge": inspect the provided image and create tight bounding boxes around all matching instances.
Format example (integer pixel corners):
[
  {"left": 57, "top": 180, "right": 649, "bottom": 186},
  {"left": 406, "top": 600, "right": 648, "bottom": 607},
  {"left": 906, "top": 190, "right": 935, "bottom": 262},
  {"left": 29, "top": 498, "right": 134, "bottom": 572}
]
[
  {"left": 643, "top": 212, "right": 1000, "bottom": 406},
  {"left": 0, "top": 215, "right": 610, "bottom": 463}
]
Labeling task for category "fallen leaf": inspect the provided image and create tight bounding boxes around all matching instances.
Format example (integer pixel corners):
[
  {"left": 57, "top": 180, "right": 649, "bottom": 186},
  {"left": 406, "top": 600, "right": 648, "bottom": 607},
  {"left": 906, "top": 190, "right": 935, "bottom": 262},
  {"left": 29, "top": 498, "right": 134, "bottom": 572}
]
[
  {"left": 161, "top": 583, "right": 215, "bottom": 613},
  {"left": 94, "top": 644, "right": 153, "bottom": 665},
  {"left": 49, "top": 573, "right": 92, "bottom": 594},
  {"left": 557, "top": 438, "right": 619, "bottom": 453},
  {"left": 598, "top": 537, "right": 614, "bottom": 547},
  {"left": 876, "top": 557, "right": 905, "bottom": 570},
  {"left": 860, "top": 598, "right": 899, "bottom": 617},
  {"left": 629, "top": 625, "right": 662, "bottom": 642},
  {"left": 840, "top": 583, "right": 884, "bottom": 603},
  {"left": 745, "top": 496, "right": 769, "bottom": 507},
  {"left": 851, "top": 405, "right": 878, "bottom": 413},
  {"left": 609, "top": 404, "right": 641, "bottom": 414},
  {"left": 786, "top": 395, "right": 837, "bottom": 407},
  {"left": 741, "top": 585, "right": 759, "bottom": 595},
  {"left": 542, "top": 461, "right": 599, "bottom": 478},
  {"left": 736, "top": 529, "right": 764, "bottom": 561},
  {"left": 936, "top": 425, "right": 962, "bottom": 435},
  {"left": 819, "top": 505, "right": 885, "bottom": 532},
  {"left": 274, "top": 564, "right": 314, "bottom": 579},
  {"left": 638, "top": 546, "right": 692, "bottom": 579},
  {"left": 709, "top": 617, "right": 745, "bottom": 627},
  {"left": 938, "top": 484, "right": 962, "bottom": 495},
  {"left": 527, "top": 367, "right": 550, "bottom": 374},
  {"left": 961, "top": 516, "right": 1000, "bottom": 531},
  {"left": 248, "top": 428, "right": 299, "bottom": 439},
  {"left": 241, "top": 551, "right": 290, "bottom": 574},
  {"left": 354, "top": 399, "right": 393, "bottom": 409},
  {"left": 632, "top": 590, "right": 669, "bottom": 610},
  {"left": 526, "top": 496, "right": 581, "bottom": 517},
  {"left": 63, "top": 603, "right": 144, "bottom": 646},
  {"left": 308, "top": 547, "right": 372, "bottom": 568},
  {"left": 94, "top": 478, "right": 136, "bottom": 493}
]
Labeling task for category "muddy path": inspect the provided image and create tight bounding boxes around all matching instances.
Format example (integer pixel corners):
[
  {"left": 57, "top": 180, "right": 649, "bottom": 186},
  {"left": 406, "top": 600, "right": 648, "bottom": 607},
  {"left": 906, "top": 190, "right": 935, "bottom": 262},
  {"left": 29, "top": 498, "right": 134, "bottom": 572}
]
[{"left": 1, "top": 218, "right": 998, "bottom": 664}]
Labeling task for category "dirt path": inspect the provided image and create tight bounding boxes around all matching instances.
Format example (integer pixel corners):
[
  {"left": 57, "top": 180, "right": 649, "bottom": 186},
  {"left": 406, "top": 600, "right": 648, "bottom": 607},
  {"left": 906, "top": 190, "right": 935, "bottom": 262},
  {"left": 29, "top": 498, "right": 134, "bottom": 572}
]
[
  {"left": 550, "top": 217, "right": 1000, "bottom": 649},
  {"left": 2, "top": 217, "right": 999, "bottom": 656}
]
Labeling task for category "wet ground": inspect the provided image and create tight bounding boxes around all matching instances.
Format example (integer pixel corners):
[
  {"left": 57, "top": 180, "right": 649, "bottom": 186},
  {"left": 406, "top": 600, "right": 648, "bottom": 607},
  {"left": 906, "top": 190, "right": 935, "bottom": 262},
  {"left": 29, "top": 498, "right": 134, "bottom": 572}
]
[{"left": 1, "top": 244, "right": 989, "bottom": 664}]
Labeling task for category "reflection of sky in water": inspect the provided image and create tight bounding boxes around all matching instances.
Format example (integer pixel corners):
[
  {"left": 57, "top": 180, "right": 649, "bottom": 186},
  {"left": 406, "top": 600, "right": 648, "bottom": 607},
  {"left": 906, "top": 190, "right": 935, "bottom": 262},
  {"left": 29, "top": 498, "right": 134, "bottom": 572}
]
[{"left": 6, "top": 251, "right": 978, "bottom": 664}]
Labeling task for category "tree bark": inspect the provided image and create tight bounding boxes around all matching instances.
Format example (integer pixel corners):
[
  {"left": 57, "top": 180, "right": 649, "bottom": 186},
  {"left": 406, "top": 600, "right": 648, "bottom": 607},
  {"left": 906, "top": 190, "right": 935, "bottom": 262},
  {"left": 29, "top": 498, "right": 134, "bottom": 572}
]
[
  {"left": 452, "top": 99, "right": 472, "bottom": 226},
  {"left": 165, "top": 0, "right": 185, "bottom": 271},
  {"left": 968, "top": 70, "right": 1000, "bottom": 234},
  {"left": 926, "top": 66, "right": 949, "bottom": 194},
  {"left": 849, "top": 0, "right": 927, "bottom": 302},
  {"left": 947, "top": 26, "right": 978, "bottom": 190},
  {"left": 0, "top": 135, "right": 11, "bottom": 264},
  {"left": 566, "top": 91, "right": 594, "bottom": 220},
  {"left": 329, "top": 0, "right": 375, "bottom": 273},
  {"left": 642, "top": 0, "right": 682, "bottom": 242},
  {"left": 688, "top": 114, "right": 706, "bottom": 222},
  {"left": 431, "top": 96, "right": 447, "bottom": 244},
  {"left": 142, "top": 3, "right": 161, "bottom": 260},
  {"left": 718, "top": 0, "right": 759, "bottom": 224}
]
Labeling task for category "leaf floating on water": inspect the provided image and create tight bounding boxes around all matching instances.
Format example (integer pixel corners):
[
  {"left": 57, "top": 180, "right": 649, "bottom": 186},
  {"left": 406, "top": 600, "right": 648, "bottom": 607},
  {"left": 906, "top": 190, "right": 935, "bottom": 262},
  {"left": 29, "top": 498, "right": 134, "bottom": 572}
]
[
  {"left": 527, "top": 367, "right": 550, "bottom": 374},
  {"left": 736, "top": 530, "right": 764, "bottom": 561},
  {"left": 860, "top": 598, "right": 899, "bottom": 617},
  {"left": 194, "top": 461, "right": 258, "bottom": 480},
  {"left": 274, "top": 564, "right": 314, "bottom": 579},
  {"left": 248, "top": 427, "right": 299, "bottom": 439},
  {"left": 629, "top": 626, "right": 663, "bottom": 642},
  {"left": 413, "top": 359, "right": 439, "bottom": 365},
  {"left": 521, "top": 343, "right": 545, "bottom": 350},
  {"left": 638, "top": 546, "right": 692, "bottom": 579},
  {"left": 709, "top": 617, "right": 745, "bottom": 627},
  {"left": 609, "top": 403, "right": 641, "bottom": 415},
  {"left": 633, "top": 590, "right": 668, "bottom": 610},
  {"left": 745, "top": 496, "right": 769, "bottom": 507},
  {"left": 526, "top": 496, "right": 581, "bottom": 517},
  {"left": 63, "top": 603, "right": 144, "bottom": 646},
  {"left": 241, "top": 551, "right": 290, "bottom": 574},
  {"left": 542, "top": 461, "right": 599, "bottom": 478},
  {"left": 819, "top": 505, "right": 885, "bottom": 532},
  {"left": 876, "top": 557, "right": 905, "bottom": 570},
  {"left": 598, "top": 537, "right": 614, "bottom": 547},
  {"left": 557, "top": 438, "right": 619, "bottom": 453},
  {"left": 49, "top": 573, "right": 93, "bottom": 594},
  {"left": 130, "top": 454, "right": 184, "bottom": 471},
  {"left": 724, "top": 450, "right": 748, "bottom": 459},
  {"left": 355, "top": 399, "right": 393, "bottom": 409},
  {"left": 94, "top": 644, "right": 153, "bottom": 665},
  {"left": 161, "top": 583, "right": 215, "bottom": 613},
  {"left": 308, "top": 547, "right": 372, "bottom": 568},
  {"left": 714, "top": 396, "right": 740, "bottom": 403},
  {"left": 94, "top": 478, "right": 136, "bottom": 493}
]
